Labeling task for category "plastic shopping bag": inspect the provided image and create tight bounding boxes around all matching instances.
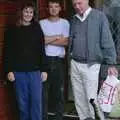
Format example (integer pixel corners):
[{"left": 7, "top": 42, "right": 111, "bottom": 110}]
[
  {"left": 98, "top": 75, "right": 120, "bottom": 113},
  {"left": 109, "top": 83, "right": 120, "bottom": 118}
]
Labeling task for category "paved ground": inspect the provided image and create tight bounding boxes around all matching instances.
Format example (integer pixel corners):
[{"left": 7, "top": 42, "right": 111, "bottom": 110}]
[
  {"left": 48, "top": 116, "right": 79, "bottom": 120},
  {"left": 48, "top": 101, "right": 120, "bottom": 120}
]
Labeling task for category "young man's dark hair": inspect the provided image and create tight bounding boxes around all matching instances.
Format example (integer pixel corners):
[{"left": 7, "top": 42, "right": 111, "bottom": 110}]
[{"left": 47, "top": 0, "right": 63, "bottom": 6}]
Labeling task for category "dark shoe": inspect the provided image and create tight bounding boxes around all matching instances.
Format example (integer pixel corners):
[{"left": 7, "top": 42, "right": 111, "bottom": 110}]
[
  {"left": 84, "top": 117, "right": 95, "bottom": 120},
  {"left": 90, "top": 99, "right": 105, "bottom": 120}
]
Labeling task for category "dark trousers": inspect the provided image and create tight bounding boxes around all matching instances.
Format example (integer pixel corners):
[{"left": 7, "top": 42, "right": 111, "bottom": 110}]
[
  {"left": 14, "top": 71, "right": 42, "bottom": 120},
  {"left": 46, "top": 57, "right": 65, "bottom": 120}
]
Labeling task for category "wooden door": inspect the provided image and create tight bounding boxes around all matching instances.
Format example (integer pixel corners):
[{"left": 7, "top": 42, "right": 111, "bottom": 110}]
[{"left": 0, "top": 1, "right": 18, "bottom": 120}]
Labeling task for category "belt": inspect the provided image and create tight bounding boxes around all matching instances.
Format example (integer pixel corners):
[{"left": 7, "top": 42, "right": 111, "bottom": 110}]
[
  {"left": 72, "top": 57, "right": 88, "bottom": 63},
  {"left": 46, "top": 56, "right": 64, "bottom": 61}
]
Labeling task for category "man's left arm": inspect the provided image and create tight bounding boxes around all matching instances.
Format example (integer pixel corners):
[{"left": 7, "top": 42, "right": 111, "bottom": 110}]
[
  {"left": 51, "top": 20, "right": 70, "bottom": 46},
  {"left": 50, "top": 36, "right": 69, "bottom": 46},
  {"left": 100, "top": 12, "right": 117, "bottom": 64}
]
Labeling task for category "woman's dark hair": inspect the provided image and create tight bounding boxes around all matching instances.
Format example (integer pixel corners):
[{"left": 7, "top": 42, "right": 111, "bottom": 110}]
[{"left": 16, "top": 1, "right": 36, "bottom": 26}]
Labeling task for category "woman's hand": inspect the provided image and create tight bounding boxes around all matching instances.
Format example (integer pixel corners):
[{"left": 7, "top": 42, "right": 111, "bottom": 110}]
[
  {"left": 41, "top": 72, "right": 48, "bottom": 82},
  {"left": 7, "top": 72, "right": 15, "bottom": 82}
]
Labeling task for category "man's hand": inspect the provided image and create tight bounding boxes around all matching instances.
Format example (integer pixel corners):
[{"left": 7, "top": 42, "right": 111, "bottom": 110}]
[
  {"left": 45, "top": 35, "right": 62, "bottom": 44},
  {"left": 41, "top": 72, "right": 48, "bottom": 82},
  {"left": 51, "top": 35, "right": 68, "bottom": 46},
  {"left": 45, "top": 35, "right": 68, "bottom": 46},
  {"left": 7, "top": 72, "right": 15, "bottom": 82},
  {"left": 56, "top": 35, "right": 64, "bottom": 40},
  {"left": 107, "top": 66, "right": 118, "bottom": 77}
]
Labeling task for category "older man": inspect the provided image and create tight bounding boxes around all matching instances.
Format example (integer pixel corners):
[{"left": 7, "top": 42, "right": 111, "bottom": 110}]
[{"left": 69, "top": 0, "right": 116, "bottom": 120}]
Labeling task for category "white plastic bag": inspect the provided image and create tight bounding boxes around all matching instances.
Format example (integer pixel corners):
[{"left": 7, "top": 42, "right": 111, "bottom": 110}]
[
  {"left": 98, "top": 75, "right": 120, "bottom": 113},
  {"left": 109, "top": 83, "right": 120, "bottom": 118}
]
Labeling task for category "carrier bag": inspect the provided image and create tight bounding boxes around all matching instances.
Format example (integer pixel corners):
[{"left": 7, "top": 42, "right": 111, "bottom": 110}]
[
  {"left": 98, "top": 75, "right": 120, "bottom": 113},
  {"left": 109, "top": 83, "right": 120, "bottom": 118}
]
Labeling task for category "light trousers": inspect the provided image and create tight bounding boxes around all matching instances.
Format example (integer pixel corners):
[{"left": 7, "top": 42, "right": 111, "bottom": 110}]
[{"left": 70, "top": 59, "right": 100, "bottom": 120}]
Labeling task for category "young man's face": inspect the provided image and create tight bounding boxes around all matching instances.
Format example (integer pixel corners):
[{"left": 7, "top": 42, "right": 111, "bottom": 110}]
[
  {"left": 48, "top": 2, "right": 61, "bottom": 17},
  {"left": 72, "top": 0, "right": 89, "bottom": 15}
]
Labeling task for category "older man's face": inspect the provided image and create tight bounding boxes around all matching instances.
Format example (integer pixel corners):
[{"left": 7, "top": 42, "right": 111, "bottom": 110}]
[{"left": 72, "top": 0, "right": 89, "bottom": 14}]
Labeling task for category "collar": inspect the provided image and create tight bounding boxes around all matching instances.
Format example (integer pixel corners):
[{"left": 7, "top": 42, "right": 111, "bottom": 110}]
[{"left": 75, "top": 7, "right": 92, "bottom": 22}]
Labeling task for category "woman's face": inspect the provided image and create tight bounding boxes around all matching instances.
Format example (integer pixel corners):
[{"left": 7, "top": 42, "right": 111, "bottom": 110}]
[{"left": 22, "top": 7, "right": 34, "bottom": 23}]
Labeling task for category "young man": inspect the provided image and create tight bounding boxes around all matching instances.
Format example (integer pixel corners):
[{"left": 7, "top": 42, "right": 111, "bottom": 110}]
[
  {"left": 69, "top": 0, "right": 117, "bottom": 120},
  {"left": 39, "top": 0, "right": 70, "bottom": 120}
]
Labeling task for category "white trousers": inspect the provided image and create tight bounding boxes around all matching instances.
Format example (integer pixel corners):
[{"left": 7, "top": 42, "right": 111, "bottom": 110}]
[{"left": 70, "top": 59, "right": 101, "bottom": 120}]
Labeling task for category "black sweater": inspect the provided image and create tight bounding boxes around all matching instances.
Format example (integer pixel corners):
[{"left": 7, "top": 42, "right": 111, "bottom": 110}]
[{"left": 4, "top": 22, "right": 46, "bottom": 72}]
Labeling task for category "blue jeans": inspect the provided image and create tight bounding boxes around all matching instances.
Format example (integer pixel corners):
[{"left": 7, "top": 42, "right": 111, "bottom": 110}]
[
  {"left": 42, "top": 81, "right": 48, "bottom": 120},
  {"left": 14, "top": 71, "right": 42, "bottom": 120}
]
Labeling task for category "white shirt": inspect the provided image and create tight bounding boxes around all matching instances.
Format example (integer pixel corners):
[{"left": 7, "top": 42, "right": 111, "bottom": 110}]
[
  {"left": 75, "top": 7, "right": 92, "bottom": 22},
  {"left": 39, "top": 18, "right": 70, "bottom": 58}
]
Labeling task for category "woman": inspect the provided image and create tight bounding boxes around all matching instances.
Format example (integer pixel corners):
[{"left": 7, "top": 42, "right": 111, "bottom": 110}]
[{"left": 4, "top": 2, "right": 47, "bottom": 120}]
